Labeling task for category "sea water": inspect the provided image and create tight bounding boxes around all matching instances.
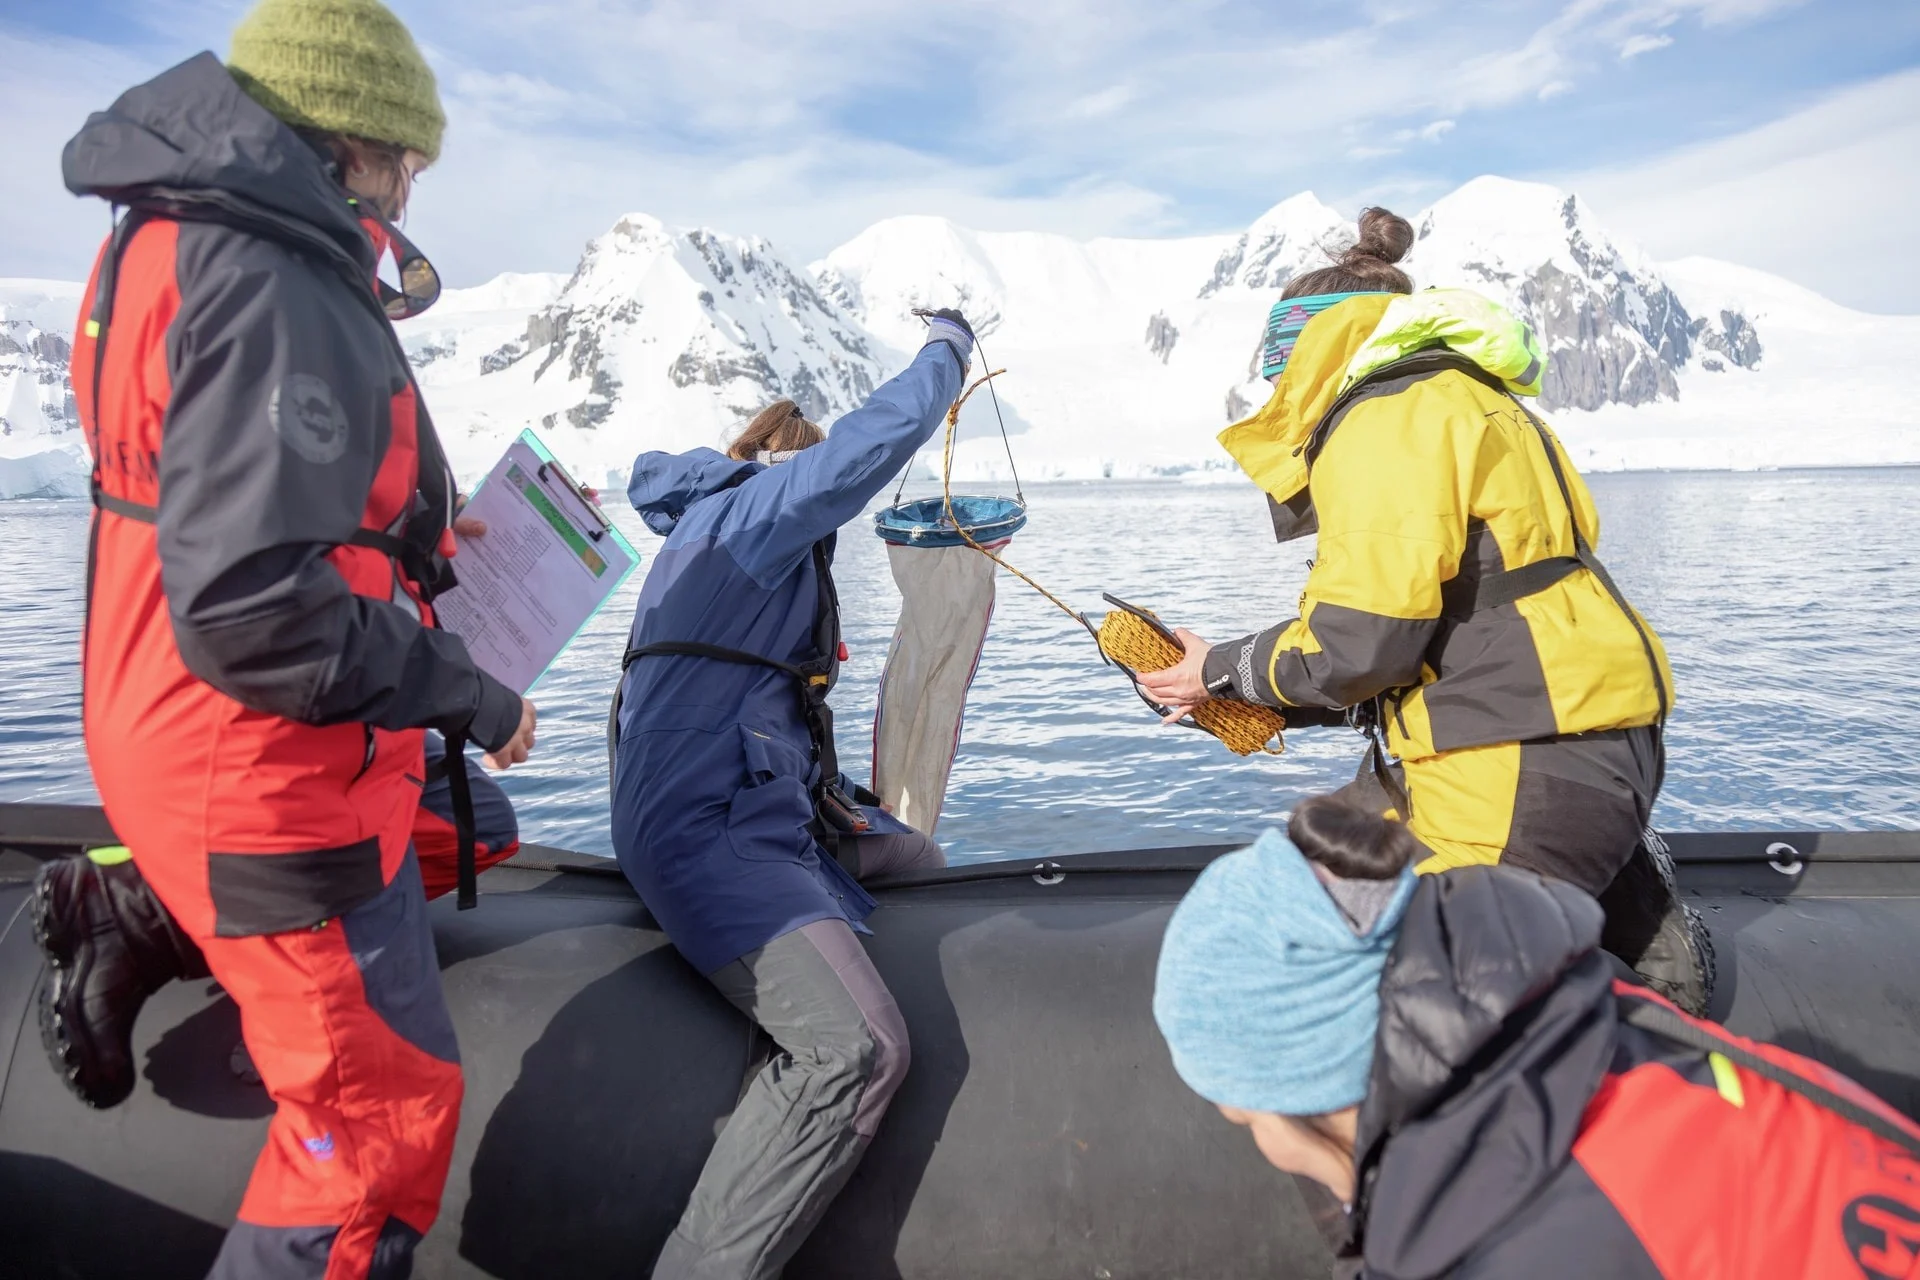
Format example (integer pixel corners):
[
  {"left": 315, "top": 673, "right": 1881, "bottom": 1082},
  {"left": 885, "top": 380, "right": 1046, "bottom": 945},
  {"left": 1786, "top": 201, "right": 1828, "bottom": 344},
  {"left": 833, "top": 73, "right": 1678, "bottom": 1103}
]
[{"left": 3, "top": 469, "right": 1915, "bottom": 863}]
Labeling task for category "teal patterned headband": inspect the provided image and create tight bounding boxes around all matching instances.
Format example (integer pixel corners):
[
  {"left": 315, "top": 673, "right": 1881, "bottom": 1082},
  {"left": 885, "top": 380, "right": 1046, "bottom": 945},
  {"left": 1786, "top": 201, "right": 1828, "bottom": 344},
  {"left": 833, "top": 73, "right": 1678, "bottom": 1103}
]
[{"left": 1260, "top": 291, "right": 1387, "bottom": 380}]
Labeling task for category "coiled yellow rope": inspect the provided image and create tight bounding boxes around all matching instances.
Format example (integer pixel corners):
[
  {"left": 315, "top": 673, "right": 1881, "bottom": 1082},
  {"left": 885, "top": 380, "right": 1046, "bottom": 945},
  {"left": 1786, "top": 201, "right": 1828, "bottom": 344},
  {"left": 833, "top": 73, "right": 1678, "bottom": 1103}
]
[
  {"left": 936, "top": 370, "right": 1286, "bottom": 757},
  {"left": 1092, "top": 609, "right": 1287, "bottom": 755}
]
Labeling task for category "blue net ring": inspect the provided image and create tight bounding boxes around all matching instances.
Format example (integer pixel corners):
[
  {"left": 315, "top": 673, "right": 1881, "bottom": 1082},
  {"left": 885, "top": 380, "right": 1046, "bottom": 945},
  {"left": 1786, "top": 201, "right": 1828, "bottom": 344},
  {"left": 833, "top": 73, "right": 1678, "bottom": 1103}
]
[{"left": 874, "top": 496, "right": 1028, "bottom": 548}]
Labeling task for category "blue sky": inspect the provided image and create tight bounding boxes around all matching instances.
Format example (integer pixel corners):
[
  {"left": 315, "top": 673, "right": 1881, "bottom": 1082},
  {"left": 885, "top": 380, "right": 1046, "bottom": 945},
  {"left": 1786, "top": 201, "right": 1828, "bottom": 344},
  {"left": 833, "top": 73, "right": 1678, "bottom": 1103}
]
[{"left": 4, "top": 0, "right": 1917, "bottom": 310}]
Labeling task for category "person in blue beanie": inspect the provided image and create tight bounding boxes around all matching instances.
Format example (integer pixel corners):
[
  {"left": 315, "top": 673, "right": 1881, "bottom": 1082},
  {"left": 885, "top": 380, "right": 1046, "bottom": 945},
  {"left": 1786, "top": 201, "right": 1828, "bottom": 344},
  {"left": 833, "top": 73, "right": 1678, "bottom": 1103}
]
[
  {"left": 1153, "top": 794, "right": 1920, "bottom": 1277},
  {"left": 1153, "top": 796, "right": 1417, "bottom": 1207}
]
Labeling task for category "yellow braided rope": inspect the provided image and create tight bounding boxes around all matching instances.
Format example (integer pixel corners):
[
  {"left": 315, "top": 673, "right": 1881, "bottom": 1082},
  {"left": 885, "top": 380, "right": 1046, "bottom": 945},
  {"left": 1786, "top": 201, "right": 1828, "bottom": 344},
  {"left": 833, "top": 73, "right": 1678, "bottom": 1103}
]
[
  {"left": 1093, "top": 609, "right": 1287, "bottom": 756},
  {"left": 934, "top": 370, "right": 1286, "bottom": 757}
]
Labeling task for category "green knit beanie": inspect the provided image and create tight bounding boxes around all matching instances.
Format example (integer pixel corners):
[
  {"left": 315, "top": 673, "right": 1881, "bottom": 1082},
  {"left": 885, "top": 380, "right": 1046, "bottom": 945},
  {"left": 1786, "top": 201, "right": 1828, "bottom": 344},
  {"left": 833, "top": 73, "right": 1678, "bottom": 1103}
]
[{"left": 228, "top": 0, "right": 445, "bottom": 162}]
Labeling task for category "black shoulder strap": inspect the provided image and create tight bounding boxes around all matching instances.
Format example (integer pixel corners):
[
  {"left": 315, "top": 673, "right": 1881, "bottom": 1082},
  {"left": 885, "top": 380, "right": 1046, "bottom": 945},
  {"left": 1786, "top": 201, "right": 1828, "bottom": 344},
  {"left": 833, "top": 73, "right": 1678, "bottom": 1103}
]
[
  {"left": 1618, "top": 993, "right": 1920, "bottom": 1158},
  {"left": 1508, "top": 399, "right": 1669, "bottom": 718},
  {"left": 1304, "top": 349, "right": 1505, "bottom": 467},
  {"left": 1302, "top": 348, "right": 1668, "bottom": 714}
]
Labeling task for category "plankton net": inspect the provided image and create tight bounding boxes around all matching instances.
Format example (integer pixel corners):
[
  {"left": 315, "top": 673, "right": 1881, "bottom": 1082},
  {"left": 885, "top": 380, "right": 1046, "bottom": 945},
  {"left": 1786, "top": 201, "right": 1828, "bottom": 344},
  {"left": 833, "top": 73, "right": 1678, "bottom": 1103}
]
[{"left": 869, "top": 326, "right": 1289, "bottom": 837}]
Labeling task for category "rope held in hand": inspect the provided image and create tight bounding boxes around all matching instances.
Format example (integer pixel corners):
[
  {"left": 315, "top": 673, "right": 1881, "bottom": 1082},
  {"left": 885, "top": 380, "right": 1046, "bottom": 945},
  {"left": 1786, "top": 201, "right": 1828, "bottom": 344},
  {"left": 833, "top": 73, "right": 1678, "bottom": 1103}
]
[
  {"left": 1093, "top": 609, "right": 1287, "bottom": 756},
  {"left": 932, "top": 360, "right": 1287, "bottom": 758}
]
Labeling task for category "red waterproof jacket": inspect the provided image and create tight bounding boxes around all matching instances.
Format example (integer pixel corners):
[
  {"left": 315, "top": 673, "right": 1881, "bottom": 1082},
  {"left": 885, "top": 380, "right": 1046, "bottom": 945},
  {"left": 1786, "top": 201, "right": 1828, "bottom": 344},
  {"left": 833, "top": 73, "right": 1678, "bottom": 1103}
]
[
  {"left": 66, "top": 54, "right": 521, "bottom": 939},
  {"left": 1341, "top": 867, "right": 1920, "bottom": 1279}
]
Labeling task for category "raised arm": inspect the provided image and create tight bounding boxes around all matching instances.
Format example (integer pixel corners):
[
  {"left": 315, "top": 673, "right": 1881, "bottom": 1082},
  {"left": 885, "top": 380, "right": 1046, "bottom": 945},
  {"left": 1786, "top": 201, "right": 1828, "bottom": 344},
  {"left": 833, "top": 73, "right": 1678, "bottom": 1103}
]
[{"left": 719, "top": 319, "right": 972, "bottom": 584}]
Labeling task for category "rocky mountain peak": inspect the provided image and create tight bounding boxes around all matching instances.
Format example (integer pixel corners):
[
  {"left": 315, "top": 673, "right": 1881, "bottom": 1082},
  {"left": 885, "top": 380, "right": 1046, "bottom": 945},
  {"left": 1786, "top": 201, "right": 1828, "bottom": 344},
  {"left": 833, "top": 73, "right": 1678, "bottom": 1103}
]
[
  {"left": 402, "top": 213, "right": 884, "bottom": 475},
  {"left": 1410, "top": 178, "right": 1760, "bottom": 410},
  {"left": 1198, "top": 192, "right": 1348, "bottom": 300},
  {"left": 0, "top": 283, "right": 82, "bottom": 445}
]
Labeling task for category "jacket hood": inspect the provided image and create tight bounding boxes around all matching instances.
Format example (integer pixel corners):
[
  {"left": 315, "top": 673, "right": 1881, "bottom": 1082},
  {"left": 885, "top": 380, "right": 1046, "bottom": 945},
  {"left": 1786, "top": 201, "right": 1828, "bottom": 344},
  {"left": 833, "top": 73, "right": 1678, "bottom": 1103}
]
[
  {"left": 1217, "top": 289, "right": 1546, "bottom": 539},
  {"left": 63, "top": 52, "right": 370, "bottom": 270},
  {"left": 626, "top": 448, "right": 761, "bottom": 535},
  {"left": 1351, "top": 866, "right": 1617, "bottom": 1278}
]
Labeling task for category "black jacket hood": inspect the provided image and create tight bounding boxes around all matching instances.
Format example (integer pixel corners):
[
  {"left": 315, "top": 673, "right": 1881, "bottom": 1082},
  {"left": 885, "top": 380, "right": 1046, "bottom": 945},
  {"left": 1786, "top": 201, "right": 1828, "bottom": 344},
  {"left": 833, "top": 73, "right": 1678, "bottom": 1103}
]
[
  {"left": 63, "top": 52, "right": 371, "bottom": 272},
  {"left": 1351, "top": 866, "right": 1616, "bottom": 1278}
]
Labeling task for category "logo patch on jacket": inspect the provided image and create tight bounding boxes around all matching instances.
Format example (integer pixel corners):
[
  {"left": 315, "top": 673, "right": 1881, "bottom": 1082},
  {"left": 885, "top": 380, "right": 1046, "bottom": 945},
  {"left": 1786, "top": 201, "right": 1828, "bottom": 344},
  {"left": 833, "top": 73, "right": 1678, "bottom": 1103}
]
[
  {"left": 302, "top": 1131, "right": 337, "bottom": 1161},
  {"left": 1844, "top": 1194, "right": 1920, "bottom": 1279},
  {"left": 270, "top": 373, "right": 351, "bottom": 465}
]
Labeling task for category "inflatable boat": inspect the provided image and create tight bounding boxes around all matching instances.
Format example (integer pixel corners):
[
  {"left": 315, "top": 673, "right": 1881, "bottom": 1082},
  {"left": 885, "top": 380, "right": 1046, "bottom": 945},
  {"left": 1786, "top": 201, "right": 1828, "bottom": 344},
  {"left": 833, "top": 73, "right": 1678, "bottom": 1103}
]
[{"left": 3, "top": 802, "right": 1917, "bottom": 1279}]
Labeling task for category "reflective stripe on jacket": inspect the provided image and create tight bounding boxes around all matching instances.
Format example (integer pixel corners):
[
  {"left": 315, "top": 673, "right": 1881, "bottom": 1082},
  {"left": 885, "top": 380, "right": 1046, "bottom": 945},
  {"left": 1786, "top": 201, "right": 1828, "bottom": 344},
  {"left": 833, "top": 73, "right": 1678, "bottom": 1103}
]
[
  {"left": 69, "top": 54, "right": 521, "bottom": 939},
  {"left": 1208, "top": 289, "right": 1673, "bottom": 763}
]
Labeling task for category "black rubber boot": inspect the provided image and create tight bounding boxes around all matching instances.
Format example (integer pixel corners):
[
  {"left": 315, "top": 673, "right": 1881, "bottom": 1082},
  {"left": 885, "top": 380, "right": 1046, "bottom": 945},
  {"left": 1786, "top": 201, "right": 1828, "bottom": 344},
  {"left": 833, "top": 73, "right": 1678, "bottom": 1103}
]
[
  {"left": 32, "top": 851, "right": 209, "bottom": 1109},
  {"left": 1597, "top": 831, "right": 1715, "bottom": 1018}
]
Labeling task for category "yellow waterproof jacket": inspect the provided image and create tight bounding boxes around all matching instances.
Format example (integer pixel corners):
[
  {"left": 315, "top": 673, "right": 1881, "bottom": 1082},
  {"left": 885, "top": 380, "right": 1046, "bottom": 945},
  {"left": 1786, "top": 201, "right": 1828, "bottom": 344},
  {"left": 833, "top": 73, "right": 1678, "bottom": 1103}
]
[{"left": 1205, "top": 290, "right": 1673, "bottom": 763}]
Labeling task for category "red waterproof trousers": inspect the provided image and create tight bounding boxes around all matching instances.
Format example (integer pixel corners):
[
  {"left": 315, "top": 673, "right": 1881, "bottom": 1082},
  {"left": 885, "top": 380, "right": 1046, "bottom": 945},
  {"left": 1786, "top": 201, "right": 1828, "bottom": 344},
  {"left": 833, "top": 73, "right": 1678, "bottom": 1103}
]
[{"left": 197, "top": 748, "right": 518, "bottom": 1280}]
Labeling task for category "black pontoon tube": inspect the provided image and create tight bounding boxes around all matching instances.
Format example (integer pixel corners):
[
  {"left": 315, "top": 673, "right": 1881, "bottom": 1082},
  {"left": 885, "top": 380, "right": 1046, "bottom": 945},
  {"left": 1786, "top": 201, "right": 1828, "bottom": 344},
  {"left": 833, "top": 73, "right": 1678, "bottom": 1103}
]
[{"left": 3, "top": 806, "right": 1918, "bottom": 1279}]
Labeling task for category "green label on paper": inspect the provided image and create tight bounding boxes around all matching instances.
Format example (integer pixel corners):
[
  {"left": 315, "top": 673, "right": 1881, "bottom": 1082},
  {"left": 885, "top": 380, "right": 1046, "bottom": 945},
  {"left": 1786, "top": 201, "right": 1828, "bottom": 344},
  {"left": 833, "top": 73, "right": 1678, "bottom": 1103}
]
[{"left": 510, "top": 462, "right": 607, "bottom": 576}]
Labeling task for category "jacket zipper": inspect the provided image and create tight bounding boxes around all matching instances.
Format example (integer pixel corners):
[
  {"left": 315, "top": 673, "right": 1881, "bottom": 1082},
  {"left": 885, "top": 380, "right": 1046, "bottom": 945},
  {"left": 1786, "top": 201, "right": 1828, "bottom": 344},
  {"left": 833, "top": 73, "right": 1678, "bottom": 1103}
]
[{"left": 349, "top": 725, "right": 377, "bottom": 783}]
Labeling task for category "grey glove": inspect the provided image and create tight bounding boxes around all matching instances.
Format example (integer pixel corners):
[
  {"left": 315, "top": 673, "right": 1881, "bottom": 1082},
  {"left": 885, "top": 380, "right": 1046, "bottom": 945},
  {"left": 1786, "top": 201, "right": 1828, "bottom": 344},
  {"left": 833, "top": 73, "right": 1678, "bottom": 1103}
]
[{"left": 918, "top": 307, "right": 975, "bottom": 373}]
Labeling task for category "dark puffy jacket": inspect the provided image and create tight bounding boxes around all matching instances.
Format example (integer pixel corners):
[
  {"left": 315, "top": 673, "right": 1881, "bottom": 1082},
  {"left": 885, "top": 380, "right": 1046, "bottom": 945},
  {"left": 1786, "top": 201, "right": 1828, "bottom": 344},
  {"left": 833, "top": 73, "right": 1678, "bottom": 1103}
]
[
  {"left": 1344, "top": 866, "right": 1920, "bottom": 1279},
  {"left": 611, "top": 344, "right": 963, "bottom": 975},
  {"left": 68, "top": 54, "right": 521, "bottom": 938}
]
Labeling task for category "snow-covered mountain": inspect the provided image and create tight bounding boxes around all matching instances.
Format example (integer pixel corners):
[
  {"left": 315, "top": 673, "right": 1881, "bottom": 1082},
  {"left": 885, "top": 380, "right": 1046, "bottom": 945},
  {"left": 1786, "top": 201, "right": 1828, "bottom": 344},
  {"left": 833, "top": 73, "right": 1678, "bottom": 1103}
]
[
  {"left": 0, "top": 279, "right": 87, "bottom": 499},
  {"left": 4, "top": 178, "right": 1914, "bottom": 499},
  {"left": 1407, "top": 177, "right": 1761, "bottom": 411},
  {"left": 411, "top": 215, "right": 885, "bottom": 483}
]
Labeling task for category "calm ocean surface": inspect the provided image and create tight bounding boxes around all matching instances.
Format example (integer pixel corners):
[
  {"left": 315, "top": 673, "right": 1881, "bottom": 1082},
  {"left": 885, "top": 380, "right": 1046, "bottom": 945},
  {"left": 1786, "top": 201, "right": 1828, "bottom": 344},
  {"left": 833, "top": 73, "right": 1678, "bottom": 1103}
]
[{"left": 3, "top": 468, "right": 1916, "bottom": 862}]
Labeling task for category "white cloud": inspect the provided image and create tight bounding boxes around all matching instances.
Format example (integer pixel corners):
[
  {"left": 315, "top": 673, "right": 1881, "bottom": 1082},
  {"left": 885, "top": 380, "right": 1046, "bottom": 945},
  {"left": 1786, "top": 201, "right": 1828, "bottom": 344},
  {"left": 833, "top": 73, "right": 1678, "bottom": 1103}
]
[
  {"left": 1065, "top": 85, "right": 1135, "bottom": 120},
  {"left": 0, "top": 30, "right": 169, "bottom": 283},
  {"left": 0, "top": 0, "right": 1872, "bottom": 296},
  {"left": 1559, "top": 67, "right": 1920, "bottom": 313},
  {"left": 1619, "top": 32, "right": 1674, "bottom": 57}
]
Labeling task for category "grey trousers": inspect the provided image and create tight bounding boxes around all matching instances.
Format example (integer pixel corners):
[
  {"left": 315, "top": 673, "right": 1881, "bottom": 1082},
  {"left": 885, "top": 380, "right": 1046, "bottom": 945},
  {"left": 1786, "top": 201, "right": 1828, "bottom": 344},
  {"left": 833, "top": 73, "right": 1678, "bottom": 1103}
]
[
  {"left": 851, "top": 826, "right": 945, "bottom": 880},
  {"left": 652, "top": 865, "right": 933, "bottom": 1280}
]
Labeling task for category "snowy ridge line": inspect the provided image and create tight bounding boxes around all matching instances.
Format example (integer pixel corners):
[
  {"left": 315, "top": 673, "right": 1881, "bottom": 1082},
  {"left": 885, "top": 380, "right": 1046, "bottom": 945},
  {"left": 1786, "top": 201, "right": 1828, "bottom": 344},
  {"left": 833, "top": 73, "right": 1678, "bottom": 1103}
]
[{"left": 4, "top": 177, "right": 1916, "bottom": 500}]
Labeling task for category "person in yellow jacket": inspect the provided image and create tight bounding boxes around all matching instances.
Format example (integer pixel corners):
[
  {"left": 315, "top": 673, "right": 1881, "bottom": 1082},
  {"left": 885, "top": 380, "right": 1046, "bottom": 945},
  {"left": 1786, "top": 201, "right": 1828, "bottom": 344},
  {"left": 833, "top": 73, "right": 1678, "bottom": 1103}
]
[{"left": 1139, "top": 207, "right": 1712, "bottom": 1013}]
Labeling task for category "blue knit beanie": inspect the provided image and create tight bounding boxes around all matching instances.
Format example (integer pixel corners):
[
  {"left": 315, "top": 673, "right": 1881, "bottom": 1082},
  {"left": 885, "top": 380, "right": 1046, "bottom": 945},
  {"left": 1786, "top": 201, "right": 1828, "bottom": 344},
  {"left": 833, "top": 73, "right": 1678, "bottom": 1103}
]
[{"left": 1152, "top": 828, "right": 1416, "bottom": 1114}]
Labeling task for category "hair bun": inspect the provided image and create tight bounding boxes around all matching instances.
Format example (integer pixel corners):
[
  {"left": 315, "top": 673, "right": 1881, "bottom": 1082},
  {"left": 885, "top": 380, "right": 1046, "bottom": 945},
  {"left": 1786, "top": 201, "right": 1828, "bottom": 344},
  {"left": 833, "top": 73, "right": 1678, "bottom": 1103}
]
[
  {"left": 1345, "top": 206, "right": 1413, "bottom": 267},
  {"left": 1287, "top": 793, "right": 1419, "bottom": 880}
]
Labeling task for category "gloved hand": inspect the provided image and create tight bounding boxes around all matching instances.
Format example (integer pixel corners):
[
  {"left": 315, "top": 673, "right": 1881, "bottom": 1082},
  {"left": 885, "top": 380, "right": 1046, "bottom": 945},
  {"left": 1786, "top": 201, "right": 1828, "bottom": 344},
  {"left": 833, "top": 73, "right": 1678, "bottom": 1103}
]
[{"left": 918, "top": 307, "right": 975, "bottom": 373}]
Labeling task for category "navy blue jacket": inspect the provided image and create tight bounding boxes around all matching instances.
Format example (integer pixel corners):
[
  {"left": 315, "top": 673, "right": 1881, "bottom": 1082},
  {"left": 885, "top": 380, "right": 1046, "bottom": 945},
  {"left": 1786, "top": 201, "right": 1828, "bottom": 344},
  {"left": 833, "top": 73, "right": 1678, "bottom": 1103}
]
[{"left": 611, "top": 344, "right": 964, "bottom": 974}]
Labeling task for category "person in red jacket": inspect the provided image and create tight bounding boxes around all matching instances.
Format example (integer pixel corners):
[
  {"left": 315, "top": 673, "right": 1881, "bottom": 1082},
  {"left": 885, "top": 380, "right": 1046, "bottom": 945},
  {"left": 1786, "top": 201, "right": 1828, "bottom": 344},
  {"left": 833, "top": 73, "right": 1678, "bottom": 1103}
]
[
  {"left": 32, "top": 3, "right": 536, "bottom": 1275},
  {"left": 1154, "top": 796, "right": 1920, "bottom": 1278}
]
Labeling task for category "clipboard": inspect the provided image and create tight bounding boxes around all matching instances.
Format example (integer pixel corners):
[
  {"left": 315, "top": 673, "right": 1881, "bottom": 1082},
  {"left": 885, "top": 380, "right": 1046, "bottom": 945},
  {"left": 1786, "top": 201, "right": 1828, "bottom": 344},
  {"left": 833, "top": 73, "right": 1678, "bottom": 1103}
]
[{"left": 432, "top": 430, "right": 641, "bottom": 693}]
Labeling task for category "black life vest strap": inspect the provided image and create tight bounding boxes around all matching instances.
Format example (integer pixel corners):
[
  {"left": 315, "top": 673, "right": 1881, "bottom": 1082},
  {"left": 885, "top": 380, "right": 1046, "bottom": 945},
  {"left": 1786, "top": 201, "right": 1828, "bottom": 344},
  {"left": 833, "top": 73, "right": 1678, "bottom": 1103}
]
[
  {"left": 443, "top": 729, "right": 478, "bottom": 910},
  {"left": 90, "top": 490, "right": 442, "bottom": 593},
  {"left": 1511, "top": 397, "right": 1671, "bottom": 719},
  {"left": 1439, "top": 555, "right": 1581, "bottom": 619},
  {"left": 1617, "top": 992, "right": 1920, "bottom": 1158},
  {"left": 618, "top": 541, "right": 866, "bottom": 875},
  {"left": 90, "top": 486, "right": 158, "bottom": 524}
]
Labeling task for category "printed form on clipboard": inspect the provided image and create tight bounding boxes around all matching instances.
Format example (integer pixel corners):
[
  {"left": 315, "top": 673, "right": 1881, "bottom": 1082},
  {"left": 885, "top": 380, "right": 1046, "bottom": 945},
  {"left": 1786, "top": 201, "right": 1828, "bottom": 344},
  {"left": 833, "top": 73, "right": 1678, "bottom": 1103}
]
[{"left": 433, "top": 430, "right": 641, "bottom": 694}]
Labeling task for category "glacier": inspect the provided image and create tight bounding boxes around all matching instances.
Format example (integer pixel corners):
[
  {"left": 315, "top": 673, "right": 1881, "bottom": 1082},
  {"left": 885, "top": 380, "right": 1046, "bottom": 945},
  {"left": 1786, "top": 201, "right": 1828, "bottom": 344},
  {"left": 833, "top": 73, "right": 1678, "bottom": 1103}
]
[{"left": 3, "top": 178, "right": 1915, "bottom": 500}]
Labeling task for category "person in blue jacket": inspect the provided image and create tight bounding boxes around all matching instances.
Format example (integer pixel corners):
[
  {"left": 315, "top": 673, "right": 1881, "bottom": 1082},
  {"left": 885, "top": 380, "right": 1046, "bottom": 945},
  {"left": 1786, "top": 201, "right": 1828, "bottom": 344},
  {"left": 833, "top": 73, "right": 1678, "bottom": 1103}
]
[{"left": 612, "top": 310, "right": 974, "bottom": 1280}]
